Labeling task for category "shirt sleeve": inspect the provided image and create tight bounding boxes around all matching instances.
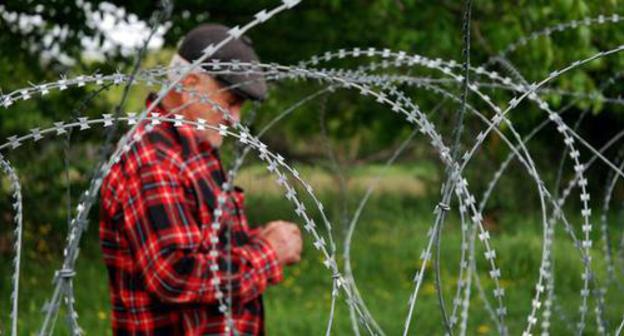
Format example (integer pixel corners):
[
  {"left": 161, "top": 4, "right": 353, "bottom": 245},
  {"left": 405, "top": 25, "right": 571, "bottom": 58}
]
[{"left": 121, "top": 160, "right": 283, "bottom": 305}]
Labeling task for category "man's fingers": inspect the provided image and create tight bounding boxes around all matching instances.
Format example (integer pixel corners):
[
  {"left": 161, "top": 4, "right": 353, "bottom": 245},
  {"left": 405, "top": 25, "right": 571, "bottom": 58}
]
[
  {"left": 263, "top": 220, "right": 291, "bottom": 233},
  {"left": 261, "top": 221, "right": 283, "bottom": 236},
  {"left": 288, "top": 251, "right": 302, "bottom": 265},
  {"left": 289, "top": 225, "right": 301, "bottom": 235},
  {"left": 264, "top": 221, "right": 281, "bottom": 231},
  {"left": 262, "top": 220, "right": 304, "bottom": 267}
]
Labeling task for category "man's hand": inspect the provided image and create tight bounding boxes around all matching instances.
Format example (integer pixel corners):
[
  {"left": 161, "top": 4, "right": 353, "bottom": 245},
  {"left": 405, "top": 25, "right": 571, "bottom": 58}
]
[{"left": 258, "top": 220, "right": 302, "bottom": 266}]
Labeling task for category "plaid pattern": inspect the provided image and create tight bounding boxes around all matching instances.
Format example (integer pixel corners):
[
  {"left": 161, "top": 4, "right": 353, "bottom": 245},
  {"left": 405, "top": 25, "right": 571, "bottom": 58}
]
[{"left": 99, "top": 96, "right": 283, "bottom": 335}]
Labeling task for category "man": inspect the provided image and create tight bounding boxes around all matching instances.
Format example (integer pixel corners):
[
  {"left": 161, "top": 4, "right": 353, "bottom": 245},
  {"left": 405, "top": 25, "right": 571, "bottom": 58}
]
[{"left": 99, "top": 24, "right": 303, "bottom": 335}]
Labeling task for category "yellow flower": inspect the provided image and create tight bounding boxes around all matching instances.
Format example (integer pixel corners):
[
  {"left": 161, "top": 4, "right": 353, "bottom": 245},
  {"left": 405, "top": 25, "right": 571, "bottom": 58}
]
[
  {"left": 97, "top": 311, "right": 107, "bottom": 320},
  {"left": 499, "top": 279, "right": 512, "bottom": 288},
  {"left": 423, "top": 283, "right": 436, "bottom": 296},
  {"left": 477, "top": 324, "right": 490, "bottom": 334},
  {"left": 283, "top": 277, "right": 294, "bottom": 288}
]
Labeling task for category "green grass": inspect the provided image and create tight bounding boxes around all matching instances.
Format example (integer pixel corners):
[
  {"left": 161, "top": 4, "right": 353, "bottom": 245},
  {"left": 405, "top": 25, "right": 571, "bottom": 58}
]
[{"left": 2, "top": 164, "right": 624, "bottom": 335}]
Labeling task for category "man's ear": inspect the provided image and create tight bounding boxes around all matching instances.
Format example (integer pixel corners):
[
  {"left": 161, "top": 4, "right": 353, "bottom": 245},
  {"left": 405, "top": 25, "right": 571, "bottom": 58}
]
[
  {"left": 182, "top": 73, "right": 200, "bottom": 88},
  {"left": 176, "top": 74, "right": 200, "bottom": 106}
]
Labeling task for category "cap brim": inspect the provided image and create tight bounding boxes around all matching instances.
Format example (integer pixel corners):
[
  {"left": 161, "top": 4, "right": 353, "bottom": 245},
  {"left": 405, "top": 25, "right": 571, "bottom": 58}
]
[{"left": 213, "top": 73, "right": 268, "bottom": 102}]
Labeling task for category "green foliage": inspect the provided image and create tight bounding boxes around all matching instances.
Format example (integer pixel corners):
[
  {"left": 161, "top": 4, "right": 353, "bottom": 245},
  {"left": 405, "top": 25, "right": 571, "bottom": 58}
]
[
  {"left": 2, "top": 186, "right": 623, "bottom": 334},
  {"left": 2, "top": 0, "right": 624, "bottom": 157},
  {"left": 0, "top": 0, "right": 622, "bottom": 231},
  {"left": 4, "top": 2, "right": 624, "bottom": 334},
  {"left": 2, "top": 1, "right": 624, "bottom": 315}
]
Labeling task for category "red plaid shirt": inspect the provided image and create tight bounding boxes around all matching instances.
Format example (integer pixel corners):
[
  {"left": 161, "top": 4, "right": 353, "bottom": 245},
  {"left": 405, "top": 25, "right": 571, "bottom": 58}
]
[{"left": 99, "top": 95, "right": 283, "bottom": 335}]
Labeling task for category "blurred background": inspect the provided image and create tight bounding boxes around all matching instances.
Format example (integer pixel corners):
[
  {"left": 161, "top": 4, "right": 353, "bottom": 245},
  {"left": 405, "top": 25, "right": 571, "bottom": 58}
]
[{"left": 2, "top": 0, "right": 624, "bottom": 334}]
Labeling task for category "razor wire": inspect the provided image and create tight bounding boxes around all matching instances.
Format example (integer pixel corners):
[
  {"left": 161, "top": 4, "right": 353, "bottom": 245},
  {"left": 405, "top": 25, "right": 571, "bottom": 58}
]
[
  {"left": 0, "top": 53, "right": 620, "bottom": 334},
  {"left": 0, "top": 57, "right": 620, "bottom": 336},
  {"left": 3, "top": 3, "right": 624, "bottom": 336}
]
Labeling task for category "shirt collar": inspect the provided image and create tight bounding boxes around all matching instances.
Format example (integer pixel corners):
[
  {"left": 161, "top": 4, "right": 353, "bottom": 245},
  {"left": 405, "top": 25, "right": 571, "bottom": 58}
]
[{"left": 145, "top": 92, "right": 219, "bottom": 157}]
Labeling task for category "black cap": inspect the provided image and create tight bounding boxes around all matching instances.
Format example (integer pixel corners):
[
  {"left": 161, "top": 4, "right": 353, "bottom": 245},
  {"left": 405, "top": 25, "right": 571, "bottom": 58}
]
[{"left": 177, "top": 24, "right": 268, "bottom": 101}]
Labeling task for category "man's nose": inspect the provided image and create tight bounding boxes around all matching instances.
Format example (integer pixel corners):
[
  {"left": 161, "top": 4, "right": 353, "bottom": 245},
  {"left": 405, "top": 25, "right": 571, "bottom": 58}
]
[{"left": 229, "top": 105, "right": 242, "bottom": 123}]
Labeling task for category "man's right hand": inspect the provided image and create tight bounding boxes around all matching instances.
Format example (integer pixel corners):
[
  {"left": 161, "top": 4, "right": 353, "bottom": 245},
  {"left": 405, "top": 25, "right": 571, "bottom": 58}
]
[{"left": 258, "top": 220, "right": 302, "bottom": 266}]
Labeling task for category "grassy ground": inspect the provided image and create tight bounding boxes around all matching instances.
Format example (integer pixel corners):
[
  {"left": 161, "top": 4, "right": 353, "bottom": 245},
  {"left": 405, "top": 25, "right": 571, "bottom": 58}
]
[{"left": 1, "top": 164, "right": 623, "bottom": 335}]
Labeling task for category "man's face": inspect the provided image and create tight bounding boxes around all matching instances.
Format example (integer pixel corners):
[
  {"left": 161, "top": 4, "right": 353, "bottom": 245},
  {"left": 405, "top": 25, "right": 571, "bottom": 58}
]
[{"left": 179, "top": 73, "right": 246, "bottom": 147}]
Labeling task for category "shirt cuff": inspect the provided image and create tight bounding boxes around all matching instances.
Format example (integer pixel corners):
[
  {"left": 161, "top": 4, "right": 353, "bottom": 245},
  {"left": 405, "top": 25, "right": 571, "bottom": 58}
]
[{"left": 250, "top": 236, "right": 284, "bottom": 285}]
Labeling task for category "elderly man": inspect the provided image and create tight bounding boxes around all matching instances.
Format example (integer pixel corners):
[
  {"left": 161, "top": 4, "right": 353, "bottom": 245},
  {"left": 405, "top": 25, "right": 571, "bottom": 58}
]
[{"left": 99, "top": 24, "right": 303, "bottom": 335}]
